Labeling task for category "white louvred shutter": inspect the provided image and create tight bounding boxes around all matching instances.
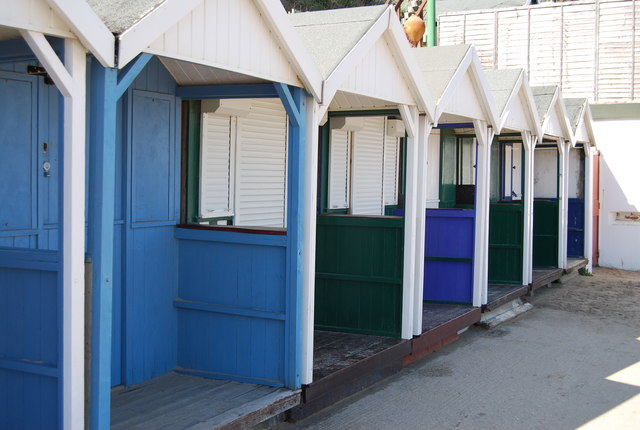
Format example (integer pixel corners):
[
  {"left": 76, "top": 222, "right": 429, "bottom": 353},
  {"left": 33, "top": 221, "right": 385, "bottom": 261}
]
[
  {"left": 235, "top": 98, "right": 288, "bottom": 228},
  {"left": 351, "top": 116, "right": 385, "bottom": 216},
  {"left": 199, "top": 113, "right": 234, "bottom": 218},
  {"left": 512, "top": 141, "right": 522, "bottom": 200},
  {"left": 383, "top": 119, "right": 400, "bottom": 207},
  {"left": 328, "top": 129, "right": 351, "bottom": 209}
]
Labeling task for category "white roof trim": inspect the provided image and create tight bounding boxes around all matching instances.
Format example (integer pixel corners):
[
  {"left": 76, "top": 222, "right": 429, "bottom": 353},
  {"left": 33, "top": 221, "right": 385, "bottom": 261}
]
[
  {"left": 323, "top": 6, "right": 435, "bottom": 122},
  {"left": 254, "top": 0, "right": 322, "bottom": 101},
  {"left": 385, "top": 13, "right": 435, "bottom": 121},
  {"left": 496, "top": 70, "right": 542, "bottom": 138},
  {"left": 435, "top": 45, "right": 499, "bottom": 128},
  {"left": 117, "top": 0, "right": 201, "bottom": 67},
  {"left": 542, "top": 88, "right": 575, "bottom": 144},
  {"left": 46, "top": 0, "right": 115, "bottom": 67}
]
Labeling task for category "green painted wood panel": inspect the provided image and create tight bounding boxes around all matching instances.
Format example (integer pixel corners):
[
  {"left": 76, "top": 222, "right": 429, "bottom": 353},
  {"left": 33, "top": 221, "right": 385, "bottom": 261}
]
[
  {"left": 488, "top": 203, "right": 524, "bottom": 284},
  {"left": 315, "top": 215, "right": 404, "bottom": 337},
  {"left": 533, "top": 199, "right": 559, "bottom": 267}
]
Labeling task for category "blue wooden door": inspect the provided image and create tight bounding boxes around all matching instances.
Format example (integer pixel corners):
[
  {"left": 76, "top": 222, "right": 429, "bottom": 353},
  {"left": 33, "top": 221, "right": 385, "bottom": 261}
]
[
  {"left": 0, "top": 74, "right": 61, "bottom": 428},
  {"left": 567, "top": 198, "right": 585, "bottom": 258},
  {"left": 424, "top": 209, "right": 475, "bottom": 304}
]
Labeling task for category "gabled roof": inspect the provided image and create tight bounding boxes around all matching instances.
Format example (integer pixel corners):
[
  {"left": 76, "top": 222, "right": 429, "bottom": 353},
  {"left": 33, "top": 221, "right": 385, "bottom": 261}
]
[
  {"left": 532, "top": 85, "right": 574, "bottom": 143},
  {"left": 290, "top": 5, "right": 435, "bottom": 121},
  {"left": 290, "top": 5, "right": 386, "bottom": 80},
  {"left": 414, "top": 44, "right": 499, "bottom": 127},
  {"left": 87, "top": 0, "right": 165, "bottom": 34},
  {"left": 485, "top": 68, "right": 542, "bottom": 137},
  {"left": 564, "top": 98, "right": 596, "bottom": 148}
]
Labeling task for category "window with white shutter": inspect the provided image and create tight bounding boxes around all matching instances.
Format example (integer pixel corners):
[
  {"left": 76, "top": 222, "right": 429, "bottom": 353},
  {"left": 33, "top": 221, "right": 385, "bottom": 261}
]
[
  {"left": 199, "top": 114, "right": 235, "bottom": 219},
  {"left": 197, "top": 98, "right": 288, "bottom": 228},
  {"left": 351, "top": 117, "right": 385, "bottom": 215},
  {"left": 383, "top": 121, "right": 400, "bottom": 207},
  {"left": 235, "top": 98, "right": 288, "bottom": 228},
  {"left": 328, "top": 129, "right": 351, "bottom": 210}
]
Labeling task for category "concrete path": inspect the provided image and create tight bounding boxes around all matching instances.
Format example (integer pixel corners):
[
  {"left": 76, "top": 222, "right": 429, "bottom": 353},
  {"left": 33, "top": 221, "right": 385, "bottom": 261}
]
[{"left": 277, "top": 268, "right": 640, "bottom": 429}]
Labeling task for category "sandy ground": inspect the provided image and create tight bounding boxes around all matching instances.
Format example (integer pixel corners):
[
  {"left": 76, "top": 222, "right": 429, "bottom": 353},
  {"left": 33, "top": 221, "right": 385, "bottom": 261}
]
[
  {"left": 529, "top": 267, "right": 640, "bottom": 326},
  {"left": 276, "top": 267, "right": 640, "bottom": 430}
]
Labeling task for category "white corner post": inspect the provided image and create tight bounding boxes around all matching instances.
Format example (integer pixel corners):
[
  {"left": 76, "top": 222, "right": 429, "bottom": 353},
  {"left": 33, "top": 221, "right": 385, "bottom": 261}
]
[
  {"left": 412, "top": 116, "right": 433, "bottom": 336},
  {"left": 400, "top": 105, "right": 419, "bottom": 339},
  {"left": 557, "top": 139, "right": 569, "bottom": 269},
  {"left": 472, "top": 120, "right": 493, "bottom": 306},
  {"left": 20, "top": 31, "right": 87, "bottom": 430},
  {"left": 301, "top": 98, "right": 319, "bottom": 385},
  {"left": 583, "top": 145, "right": 594, "bottom": 271},
  {"left": 521, "top": 131, "right": 536, "bottom": 285},
  {"left": 62, "top": 37, "right": 87, "bottom": 430}
]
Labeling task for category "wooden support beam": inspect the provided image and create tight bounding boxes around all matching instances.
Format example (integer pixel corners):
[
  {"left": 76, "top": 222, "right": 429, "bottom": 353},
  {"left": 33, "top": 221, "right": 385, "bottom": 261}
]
[
  {"left": 115, "top": 53, "right": 152, "bottom": 98},
  {"left": 19, "top": 30, "right": 72, "bottom": 96},
  {"left": 46, "top": 0, "right": 115, "bottom": 67},
  {"left": 284, "top": 86, "right": 307, "bottom": 388},
  {"left": 87, "top": 61, "right": 119, "bottom": 430},
  {"left": 301, "top": 98, "right": 320, "bottom": 385},
  {"left": 274, "top": 83, "right": 303, "bottom": 128},
  {"left": 61, "top": 37, "right": 87, "bottom": 430},
  {"left": 177, "top": 84, "right": 279, "bottom": 100}
]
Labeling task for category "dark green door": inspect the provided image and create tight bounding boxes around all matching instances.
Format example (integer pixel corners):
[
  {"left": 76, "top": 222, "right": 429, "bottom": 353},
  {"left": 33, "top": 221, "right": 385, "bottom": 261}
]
[
  {"left": 533, "top": 199, "right": 559, "bottom": 267},
  {"left": 488, "top": 203, "right": 524, "bottom": 284}
]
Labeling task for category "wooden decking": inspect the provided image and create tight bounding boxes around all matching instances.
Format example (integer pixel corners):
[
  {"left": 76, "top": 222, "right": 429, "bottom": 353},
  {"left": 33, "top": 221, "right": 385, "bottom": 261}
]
[
  {"left": 566, "top": 258, "right": 588, "bottom": 273},
  {"left": 289, "top": 331, "right": 411, "bottom": 420},
  {"left": 484, "top": 284, "right": 529, "bottom": 311},
  {"left": 291, "top": 304, "right": 482, "bottom": 420},
  {"left": 111, "top": 372, "right": 300, "bottom": 430},
  {"left": 405, "top": 304, "right": 481, "bottom": 365},
  {"left": 531, "top": 267, "right": 564, "bottom": 291}
]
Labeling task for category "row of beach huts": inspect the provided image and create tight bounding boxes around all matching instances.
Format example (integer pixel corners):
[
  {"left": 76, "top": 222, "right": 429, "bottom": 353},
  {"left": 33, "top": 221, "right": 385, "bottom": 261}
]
[{"left": 0, "top": 1, "right": 596, "bottom": 429}]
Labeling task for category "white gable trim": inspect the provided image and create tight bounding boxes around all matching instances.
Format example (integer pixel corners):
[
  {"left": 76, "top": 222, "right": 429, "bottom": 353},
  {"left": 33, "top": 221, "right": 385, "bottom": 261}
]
[
  {"left": 46, "top": 0, "right": 115, "bottom": 67},
  {"left": 254, "top": 0, "right": 322, "bottom": 101},
  {"left": 499, "top": 71, "right": 543, "bottom": 139},
  {"left": 541, "top": 89, "right": 574, "bottom": 144},
  {"left": 0, "top": 0, "right": 74, "bottom": 40},
  {"left": 385, "top": 16, "right": 435, "bottom": 120},
  {"left": 323, "top": 7, "right": 389, "bottom": 108},
  {"left": 117, "top": 0, "right": 201, "bottom": 67},
  {"left": 323, "top": 6, "right": 434, "bottom": 121},
  {"left": 436, "top": 46, "right": 499, "bottom": 128}
]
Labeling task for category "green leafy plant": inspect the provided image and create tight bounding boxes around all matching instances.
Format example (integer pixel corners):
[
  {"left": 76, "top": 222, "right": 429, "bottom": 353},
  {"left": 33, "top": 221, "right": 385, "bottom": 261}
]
[{"left": 578, "top": 267, "right": 593, "bottom": 276}]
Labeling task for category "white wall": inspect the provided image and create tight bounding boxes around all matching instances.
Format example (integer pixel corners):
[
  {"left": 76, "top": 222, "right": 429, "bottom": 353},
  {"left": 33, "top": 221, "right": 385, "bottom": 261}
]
[
  {"left": 534, "top": 148, "right": 558, "bottom": 198},
  {"left": 593, "top": 117, "right": 640, "bottom": 270},
  {"left": 568, "top": 148, "right": 584, "bottom": 199},
  {"left": 425, "top": 129, "right": 440, "bottom": 208}
]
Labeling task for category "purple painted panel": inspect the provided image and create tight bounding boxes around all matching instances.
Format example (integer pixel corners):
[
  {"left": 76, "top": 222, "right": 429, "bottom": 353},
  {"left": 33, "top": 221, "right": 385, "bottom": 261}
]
[
  {"left": 425, "top": 209, "right": 475, "bottom": 259},
  {"left": 424, "top": 209, "right": 475, "bottom": 304},
  {"left": 424, "top": 260, "right": 473, "bottom": 303}
]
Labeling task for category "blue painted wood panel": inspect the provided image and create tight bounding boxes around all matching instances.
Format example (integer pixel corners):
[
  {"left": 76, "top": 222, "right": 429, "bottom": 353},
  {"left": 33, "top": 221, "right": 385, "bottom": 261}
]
[
  {"left": 567, "top": 198, "right": 585, "bottom": 258},
  {"left": 175, "top": 228, "right": 287, "bottom": 386},
  {"left": 120, "top": 81, "right": 180, "bottom": 386},
  {"left": 424, "top": 209, "right": 475, "bottom": 304},
  {"left": 0, "top": 70, "right": 61, "bottom": 251},
  {"left": 0, "top": 248, "right": 60, "bottom": 429},
  {"left": 0, "top": 75, "right": 37, "bottom": 234}
]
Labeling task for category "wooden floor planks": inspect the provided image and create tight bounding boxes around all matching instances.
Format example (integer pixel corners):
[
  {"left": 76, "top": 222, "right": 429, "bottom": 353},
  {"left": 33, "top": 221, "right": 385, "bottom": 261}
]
[{"left": 111, "top": 373, "right": 300, "bottom": 430}]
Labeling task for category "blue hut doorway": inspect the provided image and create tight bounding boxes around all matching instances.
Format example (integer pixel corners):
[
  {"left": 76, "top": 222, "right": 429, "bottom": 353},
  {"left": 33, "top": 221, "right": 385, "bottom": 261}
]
[{"left": 424, "top": 128, "right": 476, "bottom": 305}]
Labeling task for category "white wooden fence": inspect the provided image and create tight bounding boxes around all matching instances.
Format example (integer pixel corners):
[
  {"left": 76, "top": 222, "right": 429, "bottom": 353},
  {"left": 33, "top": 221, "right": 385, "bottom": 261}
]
[{"left": 439, "top": 0, "right": 640, "bottom": 102}]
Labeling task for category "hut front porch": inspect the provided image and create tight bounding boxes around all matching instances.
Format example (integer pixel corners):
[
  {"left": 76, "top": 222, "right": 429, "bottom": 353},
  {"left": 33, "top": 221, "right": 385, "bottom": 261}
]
[
  {"left": 110, "top": 373, "right": 300, "bottom": 430},
  {"left": 404, "top": 303, "right": 481, "bottom": 365},
  {"left": 484, "top": 283, "right": 530, "bottom": 311},
  {"left": 288, "top": 331, "right": 411, "bottom": 420},
  {"left": 531, "top": 267, "right": 564, "bottom": 291}
]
